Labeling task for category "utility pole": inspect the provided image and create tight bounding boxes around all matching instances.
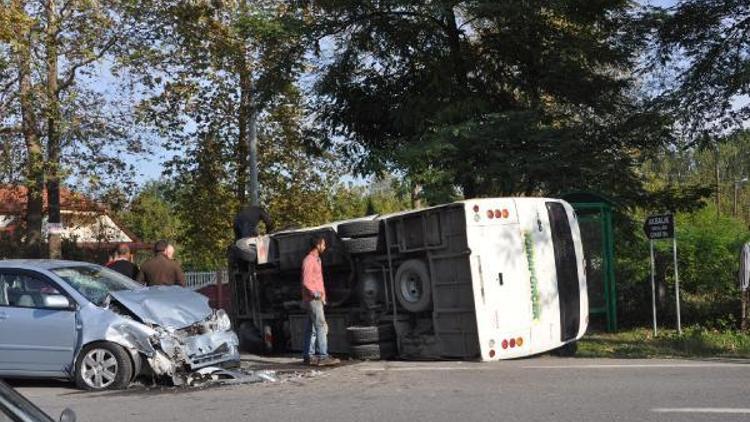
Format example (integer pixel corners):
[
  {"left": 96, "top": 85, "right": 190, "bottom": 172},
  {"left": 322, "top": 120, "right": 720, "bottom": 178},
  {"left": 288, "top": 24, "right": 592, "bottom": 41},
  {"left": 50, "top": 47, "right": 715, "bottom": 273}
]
[
  {"left": 248, "top": 107, "right": 258, "bottom": 206},
  {"left": 239, "top": 0, "right": 258, "bottom": 206}
]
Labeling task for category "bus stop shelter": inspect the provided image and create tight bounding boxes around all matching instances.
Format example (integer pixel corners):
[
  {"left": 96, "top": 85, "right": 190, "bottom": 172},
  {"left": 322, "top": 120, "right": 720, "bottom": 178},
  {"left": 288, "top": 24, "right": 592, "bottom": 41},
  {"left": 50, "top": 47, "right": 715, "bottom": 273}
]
[{"left": 562, "top": 192, "right": 617, "bottom": 332}]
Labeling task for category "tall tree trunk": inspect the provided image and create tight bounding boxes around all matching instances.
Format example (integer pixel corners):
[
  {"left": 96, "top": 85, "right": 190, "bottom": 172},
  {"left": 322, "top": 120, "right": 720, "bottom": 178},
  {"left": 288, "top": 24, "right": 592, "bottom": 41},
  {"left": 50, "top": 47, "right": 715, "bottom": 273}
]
[
  {"left": 443, "top": 6, "right": 468, "bottom": 93},
  {"left": 46, "top": 0, "right": 62, "bottom": 259},
  {"left": 14, "top": 1, "right": 44, "bottom": 258}
]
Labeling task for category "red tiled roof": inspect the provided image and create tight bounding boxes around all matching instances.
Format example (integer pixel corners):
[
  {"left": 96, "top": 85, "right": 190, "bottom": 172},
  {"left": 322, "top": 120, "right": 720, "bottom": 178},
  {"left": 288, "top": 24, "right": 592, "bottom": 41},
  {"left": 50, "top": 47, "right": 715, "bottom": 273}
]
[{"left": 0, "top": 185, "right": 104, "bottom": 214}]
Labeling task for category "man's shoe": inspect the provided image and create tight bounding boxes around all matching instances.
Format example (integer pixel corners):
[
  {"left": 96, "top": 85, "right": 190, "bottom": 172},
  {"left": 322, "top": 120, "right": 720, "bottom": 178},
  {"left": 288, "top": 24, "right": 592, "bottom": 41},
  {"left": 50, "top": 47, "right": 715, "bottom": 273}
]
[
  {"left": 316, "top": 356, "right": 340, "bottom": 366},
  {"left": 304, "top": 356, "right": 319, "bottom": 366}
]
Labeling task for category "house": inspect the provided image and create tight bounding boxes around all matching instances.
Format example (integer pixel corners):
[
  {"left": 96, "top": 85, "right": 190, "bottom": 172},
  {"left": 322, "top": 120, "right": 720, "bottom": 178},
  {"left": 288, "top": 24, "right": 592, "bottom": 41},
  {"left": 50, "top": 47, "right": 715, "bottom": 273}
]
[{"left": 0, "top": 185, "right": 142, "bottom": 249}]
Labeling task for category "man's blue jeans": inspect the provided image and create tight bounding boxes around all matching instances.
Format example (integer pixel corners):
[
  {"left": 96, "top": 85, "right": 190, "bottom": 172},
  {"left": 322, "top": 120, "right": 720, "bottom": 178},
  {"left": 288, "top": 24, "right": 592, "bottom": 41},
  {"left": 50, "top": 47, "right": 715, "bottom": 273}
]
[{"left": 302, "top": 299, "right": 328, "bottom": 359}]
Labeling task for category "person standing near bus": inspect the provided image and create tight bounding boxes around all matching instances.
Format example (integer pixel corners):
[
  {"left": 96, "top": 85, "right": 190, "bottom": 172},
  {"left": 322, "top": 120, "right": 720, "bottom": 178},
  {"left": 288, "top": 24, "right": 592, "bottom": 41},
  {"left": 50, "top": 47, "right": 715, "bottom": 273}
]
[
  {"left": 106, "top": 243, "right": 140, "bottom": 280},
  {"left": 137, "top": 240, "right": 185, "bottom": 287},
  {"left": 233, "top": 204, "right": 274, "bottom": 264},
  {"left": 301, "top": 235, "right": 340, "bottom": 366}
]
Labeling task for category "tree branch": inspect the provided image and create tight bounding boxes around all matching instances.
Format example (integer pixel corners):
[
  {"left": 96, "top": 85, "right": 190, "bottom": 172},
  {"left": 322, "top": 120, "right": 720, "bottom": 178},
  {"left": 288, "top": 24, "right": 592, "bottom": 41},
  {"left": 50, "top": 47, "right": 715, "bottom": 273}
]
[
  {"left": 57, "top": 35, "right": 119, "bottom": 93},
  {"left": 316, "top": 8, "right": 449, "bottom": 40},
  {"left": 0, "top": 126, "right": 22, "bottom": 135},
  {"left": 0, "top": 76, "right": 18, "bottom": 95}
]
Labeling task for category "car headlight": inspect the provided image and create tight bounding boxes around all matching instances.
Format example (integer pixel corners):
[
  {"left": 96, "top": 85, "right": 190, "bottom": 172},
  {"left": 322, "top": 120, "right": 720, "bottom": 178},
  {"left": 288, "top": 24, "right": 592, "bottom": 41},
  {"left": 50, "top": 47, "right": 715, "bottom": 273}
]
[{"left": 215, "top": 309, "right": 232, "bottom": 331}]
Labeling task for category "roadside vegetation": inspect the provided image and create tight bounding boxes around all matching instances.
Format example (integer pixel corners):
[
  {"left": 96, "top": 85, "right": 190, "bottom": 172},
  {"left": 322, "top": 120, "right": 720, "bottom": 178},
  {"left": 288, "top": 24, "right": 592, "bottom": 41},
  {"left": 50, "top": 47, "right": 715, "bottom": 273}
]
[{"left": 579, "top": 328, "right": 750, "bottom": 359}]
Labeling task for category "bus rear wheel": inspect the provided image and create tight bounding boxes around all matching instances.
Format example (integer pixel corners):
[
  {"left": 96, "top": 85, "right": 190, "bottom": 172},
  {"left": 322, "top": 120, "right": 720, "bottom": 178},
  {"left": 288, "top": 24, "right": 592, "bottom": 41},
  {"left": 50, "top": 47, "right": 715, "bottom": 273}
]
[
  {"left": 553, "top": 341, "right": 578, "bottom": 357},
  {"left": 394, "top": 259, "right": 432, "bottom": 313}
]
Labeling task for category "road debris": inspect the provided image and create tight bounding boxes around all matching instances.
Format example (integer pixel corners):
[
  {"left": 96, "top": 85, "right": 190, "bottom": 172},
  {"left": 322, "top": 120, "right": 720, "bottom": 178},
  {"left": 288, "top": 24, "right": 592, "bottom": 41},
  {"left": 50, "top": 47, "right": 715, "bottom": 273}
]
[{"left": 184, "top": 367, "right": 279, "bottom": 387}]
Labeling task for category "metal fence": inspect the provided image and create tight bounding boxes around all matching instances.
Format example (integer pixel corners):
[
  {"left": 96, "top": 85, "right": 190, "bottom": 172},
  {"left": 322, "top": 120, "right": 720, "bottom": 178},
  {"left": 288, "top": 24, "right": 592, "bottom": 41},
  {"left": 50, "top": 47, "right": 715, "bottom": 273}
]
[{"left": 184, "top": 270, "right": 228, "bottom": 290}]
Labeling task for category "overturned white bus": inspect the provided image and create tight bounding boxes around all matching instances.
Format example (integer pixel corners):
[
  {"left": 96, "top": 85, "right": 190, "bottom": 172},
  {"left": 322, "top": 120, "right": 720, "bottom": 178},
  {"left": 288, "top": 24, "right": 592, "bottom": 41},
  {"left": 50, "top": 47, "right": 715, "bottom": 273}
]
[{"left": 229, "top": 197, "right": 588, "bottom": 360}]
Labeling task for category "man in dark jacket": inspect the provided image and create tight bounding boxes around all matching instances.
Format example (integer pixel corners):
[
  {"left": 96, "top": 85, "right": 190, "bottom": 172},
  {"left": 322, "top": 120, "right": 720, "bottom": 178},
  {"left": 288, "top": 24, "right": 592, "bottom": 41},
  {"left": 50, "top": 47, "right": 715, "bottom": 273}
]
[
  {"left": 106, "top": 243, "right": 140, "bottom": 280},
  {"left": 137, "top": 240, "right": 185, "bottom": 287},
  {"left": 233, "top": 204, "right": 274, "bottom": 263}
]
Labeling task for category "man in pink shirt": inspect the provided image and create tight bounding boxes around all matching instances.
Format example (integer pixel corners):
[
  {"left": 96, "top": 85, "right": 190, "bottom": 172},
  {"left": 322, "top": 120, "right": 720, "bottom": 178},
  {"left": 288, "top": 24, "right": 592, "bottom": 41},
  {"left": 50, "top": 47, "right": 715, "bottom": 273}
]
[{"left": 301, "top": 235, "right": 340, "bottom": 366}]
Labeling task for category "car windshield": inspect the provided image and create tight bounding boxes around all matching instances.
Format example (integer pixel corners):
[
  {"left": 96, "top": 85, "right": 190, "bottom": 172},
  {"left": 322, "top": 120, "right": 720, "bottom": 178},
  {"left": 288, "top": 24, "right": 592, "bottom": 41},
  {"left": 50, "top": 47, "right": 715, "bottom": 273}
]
[{"left": 51, "top": 265, "right": 142, "bottom": 305}]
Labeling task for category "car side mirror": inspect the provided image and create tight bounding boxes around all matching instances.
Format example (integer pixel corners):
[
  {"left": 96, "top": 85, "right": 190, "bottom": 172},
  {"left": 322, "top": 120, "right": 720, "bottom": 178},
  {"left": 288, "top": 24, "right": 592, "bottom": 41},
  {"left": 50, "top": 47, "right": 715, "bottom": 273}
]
[
  {"left": 44, "top": 294, "right": 73, "bottom": 310},
  {"left": 59, "top": 408, "right": 76, "bottom": 422}
]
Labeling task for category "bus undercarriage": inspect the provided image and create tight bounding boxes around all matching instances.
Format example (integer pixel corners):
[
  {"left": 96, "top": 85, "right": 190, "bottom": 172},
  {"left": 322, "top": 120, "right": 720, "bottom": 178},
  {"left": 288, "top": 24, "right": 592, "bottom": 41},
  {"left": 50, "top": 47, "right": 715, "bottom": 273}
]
[{"left": 229, "top": 204, "right": 481, "bottom": 360}]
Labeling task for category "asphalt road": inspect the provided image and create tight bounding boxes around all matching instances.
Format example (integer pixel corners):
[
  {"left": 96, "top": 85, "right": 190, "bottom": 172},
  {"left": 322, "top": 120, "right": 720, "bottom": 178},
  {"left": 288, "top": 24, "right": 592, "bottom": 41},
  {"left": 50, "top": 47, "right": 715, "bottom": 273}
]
[{"left": 8, "top": 356, "right": 750, "bottom": 422}]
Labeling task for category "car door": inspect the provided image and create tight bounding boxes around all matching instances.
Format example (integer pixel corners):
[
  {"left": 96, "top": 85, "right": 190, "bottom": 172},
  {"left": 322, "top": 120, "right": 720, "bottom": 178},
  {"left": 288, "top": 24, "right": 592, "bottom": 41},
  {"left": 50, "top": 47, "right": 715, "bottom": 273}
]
[{"left": 0, "top": 270, "right": 78, "bottom": 376}]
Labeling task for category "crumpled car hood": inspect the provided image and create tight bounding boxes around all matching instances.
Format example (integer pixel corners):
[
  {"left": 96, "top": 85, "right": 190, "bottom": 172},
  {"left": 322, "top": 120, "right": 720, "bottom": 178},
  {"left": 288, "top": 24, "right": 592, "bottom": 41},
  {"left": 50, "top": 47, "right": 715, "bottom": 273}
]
[{"left": 109, "top": 286, "right": 213, "bottom": 329}]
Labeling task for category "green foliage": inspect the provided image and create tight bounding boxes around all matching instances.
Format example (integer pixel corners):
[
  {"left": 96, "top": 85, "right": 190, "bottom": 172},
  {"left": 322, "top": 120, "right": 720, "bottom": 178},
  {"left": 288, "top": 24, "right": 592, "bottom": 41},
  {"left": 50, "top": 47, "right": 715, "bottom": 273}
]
[
  {"left": 172, "top": 132, "right": 238, "bottom": 271},
  {"left": 257, "top": 98, "right": 338, "bottom": 231},
  {"left": 640, "top": 130, "right": 750, "bottom": 220},
  {"left": 117, "top": 182, "right": 181, "bottom": 243},
  {"left": 614, "top": 204, "right": 749, "bottom": 328},
  {"left": 329, "top": 185, "right": 368, "bottom": 221},
  {"left": 670, "top": 206, "right": 749, "bottom": 294},
  {"left": 328, "top": 177, "right": 412, "bottom": 221}
]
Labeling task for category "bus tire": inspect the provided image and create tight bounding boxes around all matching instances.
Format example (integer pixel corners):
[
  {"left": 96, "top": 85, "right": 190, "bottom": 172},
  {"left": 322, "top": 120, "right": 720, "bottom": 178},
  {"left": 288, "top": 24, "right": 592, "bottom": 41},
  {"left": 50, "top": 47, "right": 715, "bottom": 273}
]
[
  {"left": 553, "top": 341, "right": 578, "bottom": 357},
  {"left": 347, "top": 324, "right": 396, "bottom": 345},
  {"left": 394, "top": 259, "right": 432, "bottom": 313},
  {"left": 337, "top": 220, "right": 380, "bottom": 238},
  {"left": 350, "top": 341, "right": 396, "bottom": 360},
  {"left": 343, "top": 237, "right": 379, "bottom": 254}
]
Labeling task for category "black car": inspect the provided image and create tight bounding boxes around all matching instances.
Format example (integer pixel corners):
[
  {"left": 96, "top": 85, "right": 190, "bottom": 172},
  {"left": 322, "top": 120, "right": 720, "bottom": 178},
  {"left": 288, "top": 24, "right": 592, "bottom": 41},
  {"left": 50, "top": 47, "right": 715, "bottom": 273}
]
[{"left": 0, "top": 379, "right": 75, "bottom": 422}]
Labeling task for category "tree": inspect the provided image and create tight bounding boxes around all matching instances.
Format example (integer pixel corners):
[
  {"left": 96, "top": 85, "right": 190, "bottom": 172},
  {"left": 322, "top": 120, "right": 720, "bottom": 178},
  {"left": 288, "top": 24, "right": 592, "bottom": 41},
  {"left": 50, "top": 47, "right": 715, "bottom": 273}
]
[
  {"left": 310, "top": 1, "right": 667, "bottom": 203},
  {"left": 5, "top": 0, "right": 45, "bottom": 257},
  {"left": 172, "top": 131, "right": 238, "bottom": 271},
  {"left": 120, "top": 0, "right": 306, "bottom": 205},
  {"left": 641, "top": 129, "right": 750, "bottom": 220},
  {"left": 117, "top": 181, "right": 181, "bottom": 244},
  {"left": 257, "top": 94, "right": 340, "bottom": 231},
  {"left": 654, "top": 0, "right": 750, "bottom": 139},
  {"left": 0, "top": 0, "right": 143, "bottom": 257}
]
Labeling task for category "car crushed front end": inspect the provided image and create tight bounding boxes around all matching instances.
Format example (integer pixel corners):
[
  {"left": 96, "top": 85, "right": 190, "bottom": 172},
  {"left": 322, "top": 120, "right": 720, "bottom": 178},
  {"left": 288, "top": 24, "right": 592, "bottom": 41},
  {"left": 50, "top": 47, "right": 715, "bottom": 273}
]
[{"left": 94, "top": 286, "right": 240, "bottom": 386}]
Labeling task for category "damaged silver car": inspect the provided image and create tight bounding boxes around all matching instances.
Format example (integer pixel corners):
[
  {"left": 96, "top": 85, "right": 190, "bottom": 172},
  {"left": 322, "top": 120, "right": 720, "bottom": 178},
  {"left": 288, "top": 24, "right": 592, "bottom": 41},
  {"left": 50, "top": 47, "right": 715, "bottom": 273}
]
[{"left": 0, "top": 260, "right": 240, "bottom": 390}]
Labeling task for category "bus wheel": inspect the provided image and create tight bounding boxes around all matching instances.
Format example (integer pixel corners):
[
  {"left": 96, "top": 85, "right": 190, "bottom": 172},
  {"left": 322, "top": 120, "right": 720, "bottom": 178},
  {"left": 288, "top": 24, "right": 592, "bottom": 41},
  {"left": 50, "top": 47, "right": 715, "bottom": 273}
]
[
  {"left": 337, "top": 220, "right": 380, "bottom": 238},
  {"left": 347, "top": 324, "right": 396, "bottom": 345},
  {"left": 553, "top": 341, "right": 578, "bottom": 357},
  {"left": 350, "top": 341, "right": 396, "bottom": 360},
  {"left": 394, "top": 259, "right": 432, "bottom": 313}
]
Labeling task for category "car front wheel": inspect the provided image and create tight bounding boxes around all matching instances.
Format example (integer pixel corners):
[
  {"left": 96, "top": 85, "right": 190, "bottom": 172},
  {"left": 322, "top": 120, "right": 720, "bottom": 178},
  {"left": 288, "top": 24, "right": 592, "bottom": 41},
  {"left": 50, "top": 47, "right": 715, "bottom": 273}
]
[{"left": 74, "top": 342, "right": 133, "bottom": 391}]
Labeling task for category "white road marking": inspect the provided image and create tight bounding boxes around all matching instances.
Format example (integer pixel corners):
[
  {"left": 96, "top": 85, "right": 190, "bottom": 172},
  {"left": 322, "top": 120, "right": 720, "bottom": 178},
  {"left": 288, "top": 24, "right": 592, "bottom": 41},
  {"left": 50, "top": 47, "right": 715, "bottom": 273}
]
[
  {"left": 653, "top": 408, "right": 750, "bottom": 414},
  {"left": 523, "top": 363, "right": 750, "bottom": 369},
  {"left": 358, "top": 366, "right": 486, "bottom": 372}
]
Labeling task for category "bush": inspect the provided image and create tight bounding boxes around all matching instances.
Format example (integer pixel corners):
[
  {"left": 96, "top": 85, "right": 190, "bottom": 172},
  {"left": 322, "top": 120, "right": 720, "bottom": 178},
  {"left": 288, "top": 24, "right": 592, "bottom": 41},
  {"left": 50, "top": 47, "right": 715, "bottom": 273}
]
[{"left": 614, "top": 204, "right": 750, "bottom": 329}]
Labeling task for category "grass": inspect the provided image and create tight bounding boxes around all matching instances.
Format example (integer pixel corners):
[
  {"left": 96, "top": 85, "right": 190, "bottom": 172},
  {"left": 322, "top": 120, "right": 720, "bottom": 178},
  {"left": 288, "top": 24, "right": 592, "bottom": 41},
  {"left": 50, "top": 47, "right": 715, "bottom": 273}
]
[{"left": 577, "top": 327, "right": 750, "bottom": 359}]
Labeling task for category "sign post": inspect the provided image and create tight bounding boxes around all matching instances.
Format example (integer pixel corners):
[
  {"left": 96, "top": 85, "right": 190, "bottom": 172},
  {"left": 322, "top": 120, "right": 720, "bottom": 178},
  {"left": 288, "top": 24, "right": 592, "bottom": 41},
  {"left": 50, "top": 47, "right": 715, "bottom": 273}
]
[
  {"left": 673, "top": 234, "right": 681, "bottom": 334},
  {"left": 649, "top": 239, "right": 657, "bottom": 336},
  {"left": 644, "top": 214, "right": 680, "bottom": 335}
]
